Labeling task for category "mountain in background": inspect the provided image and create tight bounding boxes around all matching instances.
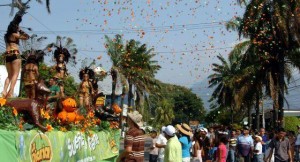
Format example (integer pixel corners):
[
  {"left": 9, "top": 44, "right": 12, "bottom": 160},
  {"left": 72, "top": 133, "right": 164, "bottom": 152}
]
[{"left": 191, "top": 77, "right": 300, "bottom": 111}]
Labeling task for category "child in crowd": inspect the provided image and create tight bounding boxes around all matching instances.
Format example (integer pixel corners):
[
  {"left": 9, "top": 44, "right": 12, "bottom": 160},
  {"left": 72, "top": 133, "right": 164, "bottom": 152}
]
[
  {"left": 253, "top": 135, "right": 263, "bottom": 162},
  {"left": 215, "top": 135, "right": 227, "bottom": 162},
  {"left": 149, "top": 130, "right": 159, "bottom": 162}
]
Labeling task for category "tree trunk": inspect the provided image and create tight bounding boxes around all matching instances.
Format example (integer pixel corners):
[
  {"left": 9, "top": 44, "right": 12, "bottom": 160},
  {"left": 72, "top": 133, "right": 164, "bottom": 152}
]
[
  {"left": 119, "top": 86, "right": 126, "bottom": 128},
  {"left": 255, "top": 92, "right": 260, "bottom": 130},
  {"left": 111, "top": 69, "right": 117, "bottom": 108},
  {"left": 128, "top": 81, "right": 133, "bottom": 111},
  {"left": 278, "top": 53, "right": 285, "bottom": 128},
  {"left": 248, "top": 106, "right": 252, "bottom": 127}
]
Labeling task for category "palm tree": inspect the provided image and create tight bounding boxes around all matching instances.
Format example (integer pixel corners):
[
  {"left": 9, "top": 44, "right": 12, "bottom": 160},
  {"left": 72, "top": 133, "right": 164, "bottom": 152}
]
[
  {"left": 122, "top": 40, "right": 161, "bottom": 111},
  {"left": 153, "top": 99, "right": 175, "bottom": 130},
  {"left": 236, "top": 0, "right": 300, "bottom": 128},
  {"left": 104, "top": 35, "right": 128, "bottom": 107},
  {"left": 208, "top": 43, "right": 246, "bottom": 123}
]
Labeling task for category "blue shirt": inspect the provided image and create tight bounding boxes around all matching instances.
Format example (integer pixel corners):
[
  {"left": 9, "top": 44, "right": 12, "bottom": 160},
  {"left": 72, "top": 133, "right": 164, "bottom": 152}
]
[
  {"left": 179, "top": 136, "right": 192, "bottom": 158},
  {"left": 237, "top": 134, "right": 254, "bottom": 156}
]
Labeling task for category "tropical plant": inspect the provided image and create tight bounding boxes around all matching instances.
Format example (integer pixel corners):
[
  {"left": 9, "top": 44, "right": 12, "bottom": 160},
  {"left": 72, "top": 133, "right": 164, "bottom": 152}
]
[
  {"left": 235, "top": 0, "right": 300, "bottom": 127},
  {"left": 122, "top": 39, "right": 161, "bottom": 110},
  {"left": 104, "top": 34, "right": 128, "bottom": 106}
]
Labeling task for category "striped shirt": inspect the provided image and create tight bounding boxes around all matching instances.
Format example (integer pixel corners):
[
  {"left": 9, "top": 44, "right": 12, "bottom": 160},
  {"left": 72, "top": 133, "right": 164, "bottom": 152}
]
[{"left": 124, "top": 127, "right": 145, "bottom": 162}]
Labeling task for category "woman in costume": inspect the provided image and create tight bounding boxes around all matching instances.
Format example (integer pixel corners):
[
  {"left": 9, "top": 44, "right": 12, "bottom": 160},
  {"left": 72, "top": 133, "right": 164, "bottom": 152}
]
[
  {"left": 53, "top": 46, "right": 71, "bottom": 79},
  {"left": 2, "top": 10, "right": 29, "bottom": 98},
  {"left": 22, "top": 50, "right": 45, "bottom": 99},
  {"left": 78, "top": 67, "right": 94, "bottom": 110}
]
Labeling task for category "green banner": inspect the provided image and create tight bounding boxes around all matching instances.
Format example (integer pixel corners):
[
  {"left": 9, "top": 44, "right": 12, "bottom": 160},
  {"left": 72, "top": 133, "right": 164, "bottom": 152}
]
[{"left": 15, "top": 129, "right": 120, "bottom": 162}]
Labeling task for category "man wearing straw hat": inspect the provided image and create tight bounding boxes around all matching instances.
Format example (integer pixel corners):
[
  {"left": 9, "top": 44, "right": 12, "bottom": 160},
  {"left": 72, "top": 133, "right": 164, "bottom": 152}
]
[
  {"left": 176, "top": 123, "right": 193, "bottom": 162},
  {"left": 117, "top": 111, "right": 145, "bottom": 162}
]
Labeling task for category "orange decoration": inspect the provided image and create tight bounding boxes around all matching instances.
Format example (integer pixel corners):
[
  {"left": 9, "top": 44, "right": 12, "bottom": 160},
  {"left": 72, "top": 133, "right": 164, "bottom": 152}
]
[
  {"left": 62, "top": 98, "right": 77, "bottom": 112},
  {"left": 112, "top": 103, "right": 122, "bottom": 114}
]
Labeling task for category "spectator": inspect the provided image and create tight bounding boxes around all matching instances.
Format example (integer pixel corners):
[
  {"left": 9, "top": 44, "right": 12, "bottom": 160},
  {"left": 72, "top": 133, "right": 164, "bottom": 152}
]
[
  {"left": 164, "top": 125, "right": 182, "bottom": 162},
  {"left": 156, "top": 126, "right": 168, "bottom": 162},
  {"left": 265, "top": 128, "right": 293, "bottom": 162},
  {"left": 236, "top": 126, "right": 254, "bottom": 162},
  {"left": 176, "top": 123, "right": 193, "bottom": 162},
  {"left": 149, "top": 130, "right": 159, "bottom": 162},
  {"left": 253, "top": 135, "right": 263, "bottom": 162},
  {"left": 192, "top": 130, "right": 202, "bottom": 162},
  {"left": 117, "top": 111, "right": 145, "bottom": 162},
  {"left": 215, "top": 135, "right": 227, "bottom": 162},
  {"left": 259, "top": 128, "right": 268, "bottom": 155},
  {"left": 295, "top": 126, "right": 300, "bottom": 162},
  {"left": 227, "top": 130, "right": 237, "bottom": 162},
  {"left": 200, "top": 127, "right": 211, "bottom": 162}
]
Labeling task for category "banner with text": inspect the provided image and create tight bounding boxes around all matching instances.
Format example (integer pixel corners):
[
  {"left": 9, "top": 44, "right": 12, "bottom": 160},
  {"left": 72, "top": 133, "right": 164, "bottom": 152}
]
[{"left": 15, "top": 130, "right": 120, "bottom": 162}]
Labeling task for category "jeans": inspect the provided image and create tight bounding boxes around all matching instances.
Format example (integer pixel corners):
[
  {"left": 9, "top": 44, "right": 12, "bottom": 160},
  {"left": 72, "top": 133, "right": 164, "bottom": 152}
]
[
  {"left": 274, "top": 158, "right": 288, "bottom": 162},
  {"left": 227, "top": 149, "right": 236, "bottom": 162},
  {"left": 149, "top": 154, "right": 158, "bottom": 162},
  {"left": 295, "top": 145, "right": 300, "bottom": 162},
  {"left": 253, "top": 154, "right": 263, "bottom": 162}
]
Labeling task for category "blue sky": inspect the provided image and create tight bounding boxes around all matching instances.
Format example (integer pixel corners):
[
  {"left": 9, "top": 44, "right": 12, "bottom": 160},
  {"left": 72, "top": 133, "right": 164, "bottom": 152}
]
[{"left": 0, "top": 0, "right": 244, "bottom": 91}]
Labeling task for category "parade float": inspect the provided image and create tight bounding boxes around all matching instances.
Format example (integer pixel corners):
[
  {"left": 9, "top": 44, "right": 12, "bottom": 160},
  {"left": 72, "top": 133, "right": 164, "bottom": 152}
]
[
  {"left": 0, "top": 88, "right": 121, "bottom": 162},
  {"left": 0, "top": 47, "right": 121, "bottom": 162}
]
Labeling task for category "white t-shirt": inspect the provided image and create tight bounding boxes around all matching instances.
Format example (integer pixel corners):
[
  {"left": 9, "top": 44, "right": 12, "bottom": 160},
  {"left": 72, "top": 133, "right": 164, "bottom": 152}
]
[
  {"left": 156, "top": 133, "right": 167, "bottom": 158},
  {"left": 254, "top": 142, "right": 262, "bottom": 155},
  {"left": 150, "top": 137, "right": 159, "bottom": 155}
]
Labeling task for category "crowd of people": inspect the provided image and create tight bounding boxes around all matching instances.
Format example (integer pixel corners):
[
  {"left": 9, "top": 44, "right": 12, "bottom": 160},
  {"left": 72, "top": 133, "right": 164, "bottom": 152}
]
[{"left": 120, "top": 115, "right": 298, "bottom": 162}]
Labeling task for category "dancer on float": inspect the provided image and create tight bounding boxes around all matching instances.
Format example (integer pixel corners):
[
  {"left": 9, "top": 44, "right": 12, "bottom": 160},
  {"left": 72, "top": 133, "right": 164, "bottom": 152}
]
[
  {"left": 79, "top": 67, "right": 95, "bottom": 111},
  {"left": 22, "top": 51, "right": 44, "bottom": 99},
  {"left": 53, "top": 45, "right": 71, "bottom": 79},
  {"left": 2, "top": 9, "right": 29, "bottom": 98}
]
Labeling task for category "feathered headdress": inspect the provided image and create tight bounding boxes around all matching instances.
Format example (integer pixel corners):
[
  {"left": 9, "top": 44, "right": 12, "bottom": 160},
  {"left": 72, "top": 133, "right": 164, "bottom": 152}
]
[
  {"left": 26, "top": 50, "right": 45, "bottom": 65},
  {"left": 79, "top": 67, "right": 95, "bottom": 81}
]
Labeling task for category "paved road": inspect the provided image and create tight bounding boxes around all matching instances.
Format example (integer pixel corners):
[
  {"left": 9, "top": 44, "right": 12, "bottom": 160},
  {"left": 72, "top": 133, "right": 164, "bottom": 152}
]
[{"left": 119, "top": 136, "right": 152, "bottom": 162}]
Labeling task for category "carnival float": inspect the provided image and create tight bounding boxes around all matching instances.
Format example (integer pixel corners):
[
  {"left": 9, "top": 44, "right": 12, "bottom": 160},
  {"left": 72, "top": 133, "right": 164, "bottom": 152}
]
[{"left": 0, "top": 5, "right": 122, "bottom": 162}]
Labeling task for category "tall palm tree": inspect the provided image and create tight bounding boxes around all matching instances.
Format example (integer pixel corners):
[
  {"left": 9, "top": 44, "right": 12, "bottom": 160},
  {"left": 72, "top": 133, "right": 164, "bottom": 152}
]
[
  {"left": 236, "top": 0, "right": 300, "bottom": 128},
  {"left": 104, "top": 35, "right": 128, "bottom": 107},
  {"left": 122, "top": 40, "right": 161, "bottom": 111}
]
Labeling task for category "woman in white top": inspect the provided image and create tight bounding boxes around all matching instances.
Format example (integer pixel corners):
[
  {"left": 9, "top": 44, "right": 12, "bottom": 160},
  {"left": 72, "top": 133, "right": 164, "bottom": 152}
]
[
  {"left": 192, "top": 130, "right": 202, "bottom": 162},
  {"left": 254, "top": 135, "right": 263, "bottom": 162}
]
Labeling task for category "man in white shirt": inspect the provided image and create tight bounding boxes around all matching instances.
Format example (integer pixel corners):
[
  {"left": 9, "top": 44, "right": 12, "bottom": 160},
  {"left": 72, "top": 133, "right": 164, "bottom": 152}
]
[{"left": 156, "top": 126, "right": 168, "bottom": 162}]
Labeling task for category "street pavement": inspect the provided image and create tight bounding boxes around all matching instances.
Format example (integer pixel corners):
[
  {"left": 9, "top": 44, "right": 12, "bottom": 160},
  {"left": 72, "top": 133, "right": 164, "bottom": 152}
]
[{"left": 119, "top": 136, "right": 152, "bottom": 162}]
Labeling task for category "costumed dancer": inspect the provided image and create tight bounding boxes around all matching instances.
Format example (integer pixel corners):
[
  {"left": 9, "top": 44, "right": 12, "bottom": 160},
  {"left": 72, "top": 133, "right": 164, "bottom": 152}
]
[
  {"left": 22, "top": 51, "right": 44, "bottom": 99},
  {"left": 2, "top": 8, "right": 29, "bottom": 98},
  {"left": 79, "top": 67, "right": 94, "bottom": 111},
  {"left": 53, "top": 46, "right": 71, "bottom": 79}
]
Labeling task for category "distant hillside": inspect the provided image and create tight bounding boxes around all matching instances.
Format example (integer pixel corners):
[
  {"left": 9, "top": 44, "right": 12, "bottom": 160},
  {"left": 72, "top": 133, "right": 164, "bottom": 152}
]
[
  {"left": 191, "top": 78, "right": 212, "bottom": 110},
  {"left": 191, "top": 76, "right": 300, "bottom": 111}
]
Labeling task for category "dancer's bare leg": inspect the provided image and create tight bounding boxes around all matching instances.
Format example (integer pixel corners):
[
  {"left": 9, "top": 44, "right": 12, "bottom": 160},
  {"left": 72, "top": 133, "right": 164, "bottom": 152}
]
[
  {"left": 2, "top": 63, "right": 12, "bottom": 97},
  {"left": 7, "top": 59, "right": 21, "bottom": 98}
]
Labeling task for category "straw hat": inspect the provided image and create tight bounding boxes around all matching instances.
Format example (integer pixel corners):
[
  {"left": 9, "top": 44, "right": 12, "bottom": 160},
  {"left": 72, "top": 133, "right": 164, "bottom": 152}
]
[
  {"left": 255, "top": 135, "right": 262, "bottom": 141},
  {"left": 127, "top": 111, "right": 143, "bottom": 128},
  {"left": 176, "top": 123, "right": 193, "bottom": 136}
]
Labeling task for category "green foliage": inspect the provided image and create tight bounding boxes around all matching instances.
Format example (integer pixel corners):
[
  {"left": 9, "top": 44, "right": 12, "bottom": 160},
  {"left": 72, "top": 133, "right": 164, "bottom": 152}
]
[
  {"left": 173, "top": 88, "right": 205, "bottom": 123},
  {"left": 284, "top": 116, "right": 300, "bottom": 133},
  {"left": 0, "top": 105, "right": 20, "bottom": 131}
]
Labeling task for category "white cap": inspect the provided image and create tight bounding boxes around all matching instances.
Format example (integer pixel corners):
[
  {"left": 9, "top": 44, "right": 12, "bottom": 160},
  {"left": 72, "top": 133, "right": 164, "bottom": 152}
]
[
  {"left": 164, "top": 125, "right": 176, "bottom": 136},
  {"left": 161, "top": 126, "right": 166, "bottom": 132},
  {"left": 200, "top": 127, "right": 208, "bottom": 133}
]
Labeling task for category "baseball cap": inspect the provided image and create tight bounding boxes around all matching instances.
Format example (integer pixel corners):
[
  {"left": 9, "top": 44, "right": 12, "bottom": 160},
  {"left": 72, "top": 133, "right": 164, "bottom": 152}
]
[{"left": 164, "top": 125, "right": 176, "bottom": 136}]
